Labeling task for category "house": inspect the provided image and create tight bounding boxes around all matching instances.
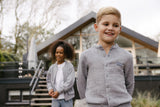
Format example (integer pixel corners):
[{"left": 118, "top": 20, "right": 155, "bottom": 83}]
[{"left": 36, "top": 11, "right": 160, "bottom": 75}]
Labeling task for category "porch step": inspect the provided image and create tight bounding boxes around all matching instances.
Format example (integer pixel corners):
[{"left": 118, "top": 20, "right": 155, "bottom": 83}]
[
  {"left": 38, "top": 84, "right": 47, "bottom": 87},
  {"left": 30, "top": 75, "right": 51, "bottom": 106},
  {"left": 33, "top": 93, "right": 49, "bottom": 96},
  {"left": 40, "top": 77, "right": 46, "bottom": 79},
  {"left": 31, "top": 103, "right": 52, "bottom": 106},
  {"left": 35, "top": 89, "right": 48, "bottom": 91},
  {"left": 32, "top": 98, "right": 52, "bottom": 101},
  {"left": 39, "top": 81, "right": 47, "bottom": 83}
]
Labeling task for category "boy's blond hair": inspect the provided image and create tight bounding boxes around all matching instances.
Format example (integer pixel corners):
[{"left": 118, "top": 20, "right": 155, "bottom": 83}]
[{"left": 96, "top": 7, "right": 121, "bottom": 24}]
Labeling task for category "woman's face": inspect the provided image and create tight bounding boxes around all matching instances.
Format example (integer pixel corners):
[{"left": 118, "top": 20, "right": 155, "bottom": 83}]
[{"left": 55, "top": 46, "right": 65, "bottom": 64}]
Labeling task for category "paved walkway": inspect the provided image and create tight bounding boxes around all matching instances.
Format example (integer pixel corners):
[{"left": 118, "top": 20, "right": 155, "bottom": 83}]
[{"left": 74, "top": 99, "right": 87, "bottom": 107}]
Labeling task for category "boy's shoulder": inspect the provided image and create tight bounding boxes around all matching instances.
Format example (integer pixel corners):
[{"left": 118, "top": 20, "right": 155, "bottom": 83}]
[
  {"left": 81, "top": 46, "right": 95, "bottom": 55},
  {"left": 118, "top": 47, "right": 133, "bottom": 58}
]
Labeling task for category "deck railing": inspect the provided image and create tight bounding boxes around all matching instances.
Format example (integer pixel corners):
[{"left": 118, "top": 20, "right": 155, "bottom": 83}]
[
  {"left": 29, "top": 60, "right": 44, "bottom": 94},
  {"left": 0, "top": 57, "right": 160, "bottom": 77},
  {"left": 134, "top": 57, "right": 160, "bottom": 75}
]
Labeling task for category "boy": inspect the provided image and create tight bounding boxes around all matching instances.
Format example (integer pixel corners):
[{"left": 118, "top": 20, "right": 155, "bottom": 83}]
[{"left": 77, "top": 7, "right": 135, "bottom": 107}]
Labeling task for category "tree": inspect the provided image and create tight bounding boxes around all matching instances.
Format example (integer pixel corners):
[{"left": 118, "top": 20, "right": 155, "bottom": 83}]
[
  {"left": 10, "top": 0, "right": 60, "bottom": 59},
  {"left": 0, "top": 50, "right": 19, "bottom": 62},
  {"left": 0, "top": 0, "right": 4, "bottom": 50},
  {"left": 1, "top": 0, "right": 70, "bottom": 60}
]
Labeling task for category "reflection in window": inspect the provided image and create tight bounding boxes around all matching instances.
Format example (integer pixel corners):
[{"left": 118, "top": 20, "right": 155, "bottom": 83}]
[
  {"left": 81, "top": 22, "right": 96, "bottom": 34},
  {"left": 82, "top": 35, "right": 98, "bottom": 50},
  {"left": 136, "top": 48, "right": 158, "bottom": 64},
  {"left": 71, "top": 53, "right": 79, "bottom": 71},
  {"left": 22, "top": 91, "right": 30, "bottom": 101},
  {"left": 135, "top": 42, "right": 158, "bottom": 64},
  {"left": 8, "top": 90, "right": 31, "bottom": 102},
  {"left": 8, "top": 90, "right": 20, "bottom": 101},
  {"left": 117, "top": 35, "right": 132, "bottom": 47},
  {"left": 65, "top": 36, "right": 80, "bottom": 50}
]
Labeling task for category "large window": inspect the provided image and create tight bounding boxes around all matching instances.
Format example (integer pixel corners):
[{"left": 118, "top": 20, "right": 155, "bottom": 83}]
[
  {"left": 64, "top": 23, "right": 99, "bottom": 70},
  {"left": 82, "top": 35, "right": 98, "bottom": 50},
  {"left": 71, "top": 53, "right": 79, "bottom": 71},
  {"left": 8, "top": 90, "right": 31, "bottom": 102},
  {"left": 65, "top": 35, "right": 80, "bottom": 50},
  {"left": 135, "top": 43, "right": 158, "bottom": 64},
  {"left": 81, "top": 22, "right": 97, "bottom": 34},
  {"left": 118, "top": 35, "right": 132, "bottom": 48},
  {"left": 81, "top": 22, "right": 98, "bottom": 50},
  {"left": 8, "top": 90, "right": 21, "bottom": 102}
]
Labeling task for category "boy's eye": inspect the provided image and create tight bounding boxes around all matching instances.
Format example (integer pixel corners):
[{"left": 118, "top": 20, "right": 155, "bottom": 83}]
[
  {"left": 113, "top": 24, "right": 119, "bottom": 27},
  {"left": 104, "top": 23, "right": 109, "bottom": 26}
]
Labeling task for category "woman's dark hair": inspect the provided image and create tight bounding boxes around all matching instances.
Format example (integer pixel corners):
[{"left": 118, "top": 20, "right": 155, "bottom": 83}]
[{"left": 49, "top": 40, "right": 75, "bottom": 63}]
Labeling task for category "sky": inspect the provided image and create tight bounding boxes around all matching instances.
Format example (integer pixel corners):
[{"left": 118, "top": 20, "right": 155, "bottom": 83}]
[{"left": 1, "top": 0, "right": 160, "bottom": 42}]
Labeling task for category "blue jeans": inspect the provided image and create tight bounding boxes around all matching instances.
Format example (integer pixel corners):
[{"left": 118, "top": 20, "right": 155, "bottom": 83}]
[
  {"left": 87, "top": 102, "right": 131, "bottom": 107},
  {"left": 52, "top": 99, "right": 73, "bottom": 107}
]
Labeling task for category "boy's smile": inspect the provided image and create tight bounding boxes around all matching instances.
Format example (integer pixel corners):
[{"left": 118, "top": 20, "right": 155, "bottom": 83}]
[{"left": 94, "top": 14, "right": 121, "bottom": 45}]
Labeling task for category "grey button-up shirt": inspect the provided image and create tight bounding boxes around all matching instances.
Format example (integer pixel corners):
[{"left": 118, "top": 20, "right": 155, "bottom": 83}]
[{"left": 77, "top": 44, "right": 134, "bottom": 107}]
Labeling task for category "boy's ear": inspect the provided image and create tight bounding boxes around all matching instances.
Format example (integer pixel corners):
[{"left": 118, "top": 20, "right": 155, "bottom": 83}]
[
  {"left": 119, "top": 26, "right": 122, "bottom": 33},
  {"left": 94, "top": 23, "right": 98, "bottom": 32}
]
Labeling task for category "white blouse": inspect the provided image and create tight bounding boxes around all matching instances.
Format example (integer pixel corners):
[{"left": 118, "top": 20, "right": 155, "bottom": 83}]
[{"left": 55, "top": 62, "right": 65, "bottom": 99}]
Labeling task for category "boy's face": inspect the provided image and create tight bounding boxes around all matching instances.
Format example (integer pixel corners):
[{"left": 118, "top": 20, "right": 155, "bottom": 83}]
[{"left": 94, "top": 14, "right": 121, "bottom": 45}]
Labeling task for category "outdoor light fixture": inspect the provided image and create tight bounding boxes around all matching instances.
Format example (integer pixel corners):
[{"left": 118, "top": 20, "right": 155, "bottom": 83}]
[
  {"left": 18, "top": 62, "right": 23, "bottom": 78},
  {"left": 18, "top": 70, "right": 22, "bottom": 73}
]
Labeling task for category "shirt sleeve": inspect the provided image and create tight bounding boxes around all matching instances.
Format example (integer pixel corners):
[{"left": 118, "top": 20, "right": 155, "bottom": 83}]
[
  {"left": 124, "top": 55, "right": 135, "bottom": 95},
  {"left": 46, "top": 66, "right": 53, "bottom": 91},
  {"left": 56, "top": 63, "right": 75, "bottom": 94},
  {"left": 77, "top": 53, "right": 88, "bottom": 99}
]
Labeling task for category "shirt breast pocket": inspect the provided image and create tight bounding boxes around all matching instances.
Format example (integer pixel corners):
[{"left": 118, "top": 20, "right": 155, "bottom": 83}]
[
  {"left": 109, "top": 62, "right": 125, "bottom": 84},
  {"left": 110, "top": 62, "right": 124, "bottom": 76}
]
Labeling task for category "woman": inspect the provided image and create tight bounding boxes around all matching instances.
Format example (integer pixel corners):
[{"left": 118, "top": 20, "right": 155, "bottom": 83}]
[{"left": 46, "top": 40, "right": 75, "bottom": 107}]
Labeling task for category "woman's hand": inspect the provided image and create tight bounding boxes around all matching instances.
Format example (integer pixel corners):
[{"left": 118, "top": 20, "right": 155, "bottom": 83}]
[
  {"left": 48, "top": 89, "right": 54, "bottom": 97},
  {"left": 52, "top": 91, "right": 59, "bottom": 98}
]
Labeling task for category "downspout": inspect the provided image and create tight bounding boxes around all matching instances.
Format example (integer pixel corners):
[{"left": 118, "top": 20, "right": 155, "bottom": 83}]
[{"left": 158, "top": 40, "right": 160, "bottom": 57}]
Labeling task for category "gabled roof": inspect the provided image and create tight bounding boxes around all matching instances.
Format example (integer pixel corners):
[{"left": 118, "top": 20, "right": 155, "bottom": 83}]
[
  {"left": 37, "top": 12, "right": 96, "bottom": 55},
  {"left": 121, "top": 26, "right": 158, "bottom": 52},
  {"left": 37, "top": 11, "right": 158, "bottom": 55}
]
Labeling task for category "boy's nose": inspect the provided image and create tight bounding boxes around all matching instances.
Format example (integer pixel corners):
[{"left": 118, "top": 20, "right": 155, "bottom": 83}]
[{"left": 108, "top": 25, "right": 113, "bottom": 30}]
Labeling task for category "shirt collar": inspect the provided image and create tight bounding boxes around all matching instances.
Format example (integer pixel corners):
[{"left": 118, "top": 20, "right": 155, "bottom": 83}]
[
  {"left": 56, "top": 61, "right": 66, "bottom": 65},
  {"left": 94, "top": 43, "right": 119, "bottom": 50}
]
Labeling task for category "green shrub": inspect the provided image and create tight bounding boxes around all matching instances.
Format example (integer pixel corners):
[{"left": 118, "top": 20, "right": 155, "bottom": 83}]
[{"left": 0, "top": 50, "right": 19, "bottom": 62}]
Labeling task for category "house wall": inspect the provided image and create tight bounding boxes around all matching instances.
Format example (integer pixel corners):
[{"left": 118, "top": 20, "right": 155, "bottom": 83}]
[
  {"left": 0, "top": 77, "right": 160, "bottom": 106},
  {"left": 134, "top": 76, "right": 160, "bottom": 96},
  {"left": 0, "top": 78, "right": 31, "bottom": 106}
]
